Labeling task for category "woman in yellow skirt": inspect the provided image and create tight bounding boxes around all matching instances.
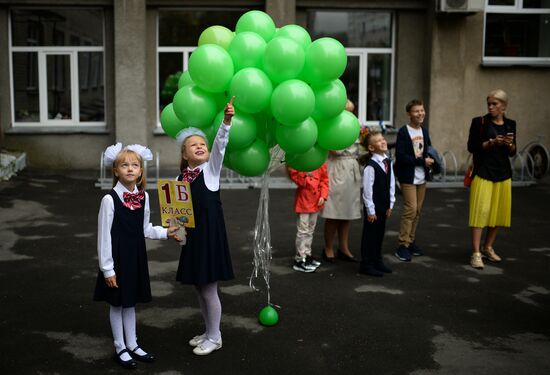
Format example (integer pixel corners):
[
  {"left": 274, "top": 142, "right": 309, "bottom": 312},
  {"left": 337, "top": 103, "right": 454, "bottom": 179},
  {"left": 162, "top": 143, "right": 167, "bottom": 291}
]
[{"left": 467, "top": 89, "right": 516, "bottom": 269}]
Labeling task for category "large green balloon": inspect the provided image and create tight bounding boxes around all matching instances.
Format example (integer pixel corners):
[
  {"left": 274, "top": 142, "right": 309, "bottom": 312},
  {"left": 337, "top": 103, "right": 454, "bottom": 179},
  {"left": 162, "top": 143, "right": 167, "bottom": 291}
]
[
  {"left": 177, "top": 70, "right": 194, "bottom": 89},
  {"left": 317, "top": 110, "right": 361, "bottom": 151},
  {"left": 311, "top": 79, "right": 347, "bottom": 121},
  {"left": 286, "top": 144, "right": 328, "bottom": 172},
  {"left": 258, "top": 305, "right": 279, "bottom": 326},
  {"left": 271, "top": 80, "right": 315, "bottom": 125},
  {"left": 235, "top": 10, "right": 276, "bottom": 42},
  {"left": 262, "top": 37, "right": 305, "bottom": 83},
  {"left": 229, "top": 68, "right": 272, "bottom": 114},
  {"left": 276, "top": 117, "right": 318, "bottom": 154},
  {"left": 228, "top": 31, "right": 266, "bottom": 72},
  {"left": 228, "top": 139, "right": 270, "bottom": 176},
  {"left": 277, "top": 24, "right": 311, "bottom": 51},
  {"left": 172, "top": 84, "right": 217, "bottom": 129},
  {"left": 211, "top": 91, "right": 230, "bottom": 111},
  {"left": 160, "top": 103, "right": 187, "bottom": 138},
  {"left": 302, "top": 37, "right": 347, "bottom": 84},
  {"left": 188, "top": 44, "right": 234, "bottom": 93},
  {"left": 198, "top": 25, "right": 234, "bottom": 50},
  {"left": 211, "top": 110, "right": 257, "bottom": 151}
]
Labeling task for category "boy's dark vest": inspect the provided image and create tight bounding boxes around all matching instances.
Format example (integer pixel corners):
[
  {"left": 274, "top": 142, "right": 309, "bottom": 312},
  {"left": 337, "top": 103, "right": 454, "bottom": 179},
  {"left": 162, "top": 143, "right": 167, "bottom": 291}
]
[{"left": 368, "top": 159, "right": 391, "bottom": 214}]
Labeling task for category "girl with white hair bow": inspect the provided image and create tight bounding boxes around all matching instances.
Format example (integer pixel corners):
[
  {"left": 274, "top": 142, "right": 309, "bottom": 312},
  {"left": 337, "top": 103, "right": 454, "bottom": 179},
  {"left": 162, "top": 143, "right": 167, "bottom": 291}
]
[{"left": 93, "top": 143, "right": 179, "bottom": 369}]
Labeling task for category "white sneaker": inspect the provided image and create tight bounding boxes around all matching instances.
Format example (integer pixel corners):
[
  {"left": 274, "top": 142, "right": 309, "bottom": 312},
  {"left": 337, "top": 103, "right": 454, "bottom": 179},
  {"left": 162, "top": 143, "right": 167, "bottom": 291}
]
[
  {"left": 192, "top": 338, "right": 222, "bottom": 355},
  {"left": 470, "top": 253, "right": 484, "bottom": 269},
  {"left": 188, "top": 333, "right": 206, "bottom": 347},
  {"left": 481, "top": 246, "right": 502, "bottom": 262}
]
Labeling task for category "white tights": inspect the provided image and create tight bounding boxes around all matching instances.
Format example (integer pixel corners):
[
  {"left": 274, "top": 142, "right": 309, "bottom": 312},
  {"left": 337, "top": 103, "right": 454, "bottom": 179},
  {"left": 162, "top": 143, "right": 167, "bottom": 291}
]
[
  {"left": 195, "top": 282, "right": 222, "bottom": 342},
  {"left": 109, "top": 306, "right": 147, "bottom": 360}
]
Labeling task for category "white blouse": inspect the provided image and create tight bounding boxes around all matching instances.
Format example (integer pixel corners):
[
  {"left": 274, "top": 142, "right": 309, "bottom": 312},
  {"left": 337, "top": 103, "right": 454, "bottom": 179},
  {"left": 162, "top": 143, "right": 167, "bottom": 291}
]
[
  {"left": 182, "top": 123, "right": 230, "bottom": 192},
  {"left": 362, "top": 153, "right": 396, "bottom": 216},
  {"left": 97, "top": 181, "right": 167, "bottom": 278}
]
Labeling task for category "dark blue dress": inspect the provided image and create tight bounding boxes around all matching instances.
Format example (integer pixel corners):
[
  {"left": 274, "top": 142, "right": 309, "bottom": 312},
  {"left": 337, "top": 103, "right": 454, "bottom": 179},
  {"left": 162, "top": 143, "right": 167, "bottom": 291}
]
[
  {"left": 93, "top": 190, "right": 152, "bottom": 307},
  {"left": 176, "top": 172, "right": 234, "bottom": 285}
]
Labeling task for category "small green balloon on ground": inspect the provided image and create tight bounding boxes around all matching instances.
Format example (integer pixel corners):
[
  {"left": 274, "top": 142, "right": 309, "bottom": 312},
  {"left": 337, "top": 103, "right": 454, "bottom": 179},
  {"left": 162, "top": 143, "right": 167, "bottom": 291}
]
[{"left": 258, "top": 305, "right": 279, "bottom": 326}]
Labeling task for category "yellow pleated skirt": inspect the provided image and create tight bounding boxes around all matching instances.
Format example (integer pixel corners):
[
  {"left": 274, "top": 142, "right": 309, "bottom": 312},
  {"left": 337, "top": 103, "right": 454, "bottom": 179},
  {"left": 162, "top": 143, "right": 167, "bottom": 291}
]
[{"left": 469, "top": 176, "right": 512, "bottom": 228}]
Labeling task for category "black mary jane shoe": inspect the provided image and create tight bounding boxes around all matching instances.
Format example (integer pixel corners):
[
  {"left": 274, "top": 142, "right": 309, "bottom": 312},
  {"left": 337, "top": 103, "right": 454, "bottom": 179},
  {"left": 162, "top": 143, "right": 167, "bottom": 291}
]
[
  {"left": 128, "top": 346, "right": 156, "bottom": 363},
  {"left": 337, "top": 250, "right": 359, "bottom": 263},
  {"left": 322, "top": 251, "right": 336, "bottom": 263},
  {"left": 115, "top": 349, "right": 137, "bottom": 369}
]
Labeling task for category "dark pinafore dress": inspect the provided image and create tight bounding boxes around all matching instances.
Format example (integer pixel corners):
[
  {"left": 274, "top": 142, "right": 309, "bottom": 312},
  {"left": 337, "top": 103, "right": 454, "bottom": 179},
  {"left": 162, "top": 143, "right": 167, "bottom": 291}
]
[
  {"left": 93, "top": 190, "right": 152, "bottom": 307},
  {"left": 176, "top": 171, "right": 234, "bottom": 285}
]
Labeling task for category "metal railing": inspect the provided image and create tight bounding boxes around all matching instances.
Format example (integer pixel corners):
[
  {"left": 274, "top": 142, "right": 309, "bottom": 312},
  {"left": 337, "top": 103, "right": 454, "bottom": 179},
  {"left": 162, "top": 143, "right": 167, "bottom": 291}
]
[{"left": 96, "top": 149, "right": 538, "bottom": 190}]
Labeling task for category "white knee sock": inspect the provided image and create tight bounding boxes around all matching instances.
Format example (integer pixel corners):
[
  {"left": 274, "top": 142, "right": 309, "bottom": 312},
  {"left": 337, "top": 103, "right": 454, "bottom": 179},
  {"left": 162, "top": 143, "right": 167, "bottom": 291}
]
[{"left": 109, "top": 306, "right": 131, "bottom": 361}]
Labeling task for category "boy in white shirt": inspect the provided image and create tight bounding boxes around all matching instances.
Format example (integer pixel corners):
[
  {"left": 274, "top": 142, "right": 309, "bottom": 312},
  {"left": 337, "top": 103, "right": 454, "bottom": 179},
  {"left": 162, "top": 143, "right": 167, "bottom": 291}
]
[{"left": 359, "top": 131, "right": 395, "bottom": 277}]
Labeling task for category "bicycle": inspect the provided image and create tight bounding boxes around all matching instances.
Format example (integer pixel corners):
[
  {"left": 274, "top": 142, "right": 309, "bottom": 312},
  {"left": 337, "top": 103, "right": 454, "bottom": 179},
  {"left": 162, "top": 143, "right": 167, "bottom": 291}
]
[{"left": 520, "top": 136, "right": 549, "bottom": 179}]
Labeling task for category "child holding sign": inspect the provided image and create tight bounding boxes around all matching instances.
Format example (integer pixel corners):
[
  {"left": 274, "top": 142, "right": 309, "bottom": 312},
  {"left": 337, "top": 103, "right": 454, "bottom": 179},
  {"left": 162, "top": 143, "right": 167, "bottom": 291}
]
[
  {"left": 174, "top": 97, "right": 235, "bottom": 356},
  {"left": 93, "top": 144, "right": 179, "bottom": 369}
]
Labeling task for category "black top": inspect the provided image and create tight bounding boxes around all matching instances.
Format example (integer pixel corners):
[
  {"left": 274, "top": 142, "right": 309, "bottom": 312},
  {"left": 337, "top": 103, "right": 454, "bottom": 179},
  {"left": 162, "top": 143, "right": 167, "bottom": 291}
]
[
  {"left": 93, "top": 190, "right": 152, "bottom": 307},
  {"left": 467, "top": 114, "right": 517, "bottom": 182},
  {"left": 176, "top": 171, "right": 234, "bottom": 285},
  {"left": 367, "top": 159, "right": 391, "bottom": 214},
  {"left": 394, "top": 125, "right": 432, "bottom": 184}
]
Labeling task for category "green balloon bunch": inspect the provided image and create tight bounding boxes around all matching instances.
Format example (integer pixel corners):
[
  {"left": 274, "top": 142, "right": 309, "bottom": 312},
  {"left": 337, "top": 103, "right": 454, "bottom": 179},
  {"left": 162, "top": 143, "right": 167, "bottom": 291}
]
[{"left": 161, "top": 10, "right": 360, "bottom": 175}]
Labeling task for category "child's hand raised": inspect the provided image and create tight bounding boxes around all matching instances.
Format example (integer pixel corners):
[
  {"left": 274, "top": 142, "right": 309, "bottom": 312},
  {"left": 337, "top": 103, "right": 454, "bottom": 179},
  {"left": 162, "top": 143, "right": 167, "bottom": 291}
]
[{"left": 223, "top": 96, "right": 236, "bottom": 125}]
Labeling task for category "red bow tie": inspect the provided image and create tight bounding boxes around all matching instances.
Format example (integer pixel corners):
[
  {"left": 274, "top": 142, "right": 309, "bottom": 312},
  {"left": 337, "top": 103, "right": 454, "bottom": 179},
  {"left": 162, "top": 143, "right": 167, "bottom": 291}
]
[
  {"left": 122, "top": 190, "right": 144, "bottom": 210},
  {"left": 182, "top": 167, "right": 201, "bottom": 183}
]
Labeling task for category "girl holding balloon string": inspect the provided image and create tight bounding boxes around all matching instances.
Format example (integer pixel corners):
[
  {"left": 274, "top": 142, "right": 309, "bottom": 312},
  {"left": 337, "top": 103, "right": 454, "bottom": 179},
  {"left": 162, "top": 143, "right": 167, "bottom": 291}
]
[{"left": 174, "top": 97, "right": 235, "bottom": 356}]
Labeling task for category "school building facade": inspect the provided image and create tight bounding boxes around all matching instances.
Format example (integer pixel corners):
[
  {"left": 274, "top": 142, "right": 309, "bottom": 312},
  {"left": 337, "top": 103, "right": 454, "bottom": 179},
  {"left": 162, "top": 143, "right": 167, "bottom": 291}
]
[{"left": 1, "top": 0, "right": 549, "bottom": 171}]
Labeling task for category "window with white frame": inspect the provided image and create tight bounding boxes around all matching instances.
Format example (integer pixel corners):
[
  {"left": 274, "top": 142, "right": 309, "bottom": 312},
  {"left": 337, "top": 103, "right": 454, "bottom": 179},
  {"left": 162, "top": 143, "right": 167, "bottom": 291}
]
[
  {"left": 484, "top": 0, "right": 550, "bottom": 66},
  {"left": 307, "top": 10, "right": 395, "bottom": 127},
  {"left": 9, "top": 8, "right": 105, "bottom": 126},
  {"left": 157, "top": 8, "right": 247, "bottom": 123}
]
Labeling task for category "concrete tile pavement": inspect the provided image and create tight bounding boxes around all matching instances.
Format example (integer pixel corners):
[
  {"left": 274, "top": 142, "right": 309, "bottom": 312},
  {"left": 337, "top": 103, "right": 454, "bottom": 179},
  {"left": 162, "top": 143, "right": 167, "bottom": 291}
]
[{"left": 1, "top": 170, "right": 550, "bottom": 374}]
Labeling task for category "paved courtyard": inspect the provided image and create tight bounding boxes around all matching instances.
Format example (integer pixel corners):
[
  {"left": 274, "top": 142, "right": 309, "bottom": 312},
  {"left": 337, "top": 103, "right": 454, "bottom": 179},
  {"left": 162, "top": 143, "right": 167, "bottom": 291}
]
[{"left": 1, "top": 170, "right": 549, "bottom": 374}]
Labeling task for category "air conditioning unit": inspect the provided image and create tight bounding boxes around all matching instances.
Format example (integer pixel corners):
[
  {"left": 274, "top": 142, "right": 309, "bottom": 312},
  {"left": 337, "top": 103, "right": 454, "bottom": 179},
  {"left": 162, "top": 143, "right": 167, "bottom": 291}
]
[{"left": 438, "top": 0, "right": 485, "bottom": 13}]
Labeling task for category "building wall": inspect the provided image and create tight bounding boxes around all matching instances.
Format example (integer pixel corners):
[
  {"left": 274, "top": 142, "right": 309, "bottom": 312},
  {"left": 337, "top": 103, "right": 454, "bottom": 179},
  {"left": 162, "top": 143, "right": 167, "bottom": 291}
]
[
  {"left": 1, "top": 1, "right": 549, "bottom": 172},
  {"left": 429, "top": 12, "right": 550, "bottom": 170},
  {"left": 394, "top": 9, "right": 429, "bottom": 129}
]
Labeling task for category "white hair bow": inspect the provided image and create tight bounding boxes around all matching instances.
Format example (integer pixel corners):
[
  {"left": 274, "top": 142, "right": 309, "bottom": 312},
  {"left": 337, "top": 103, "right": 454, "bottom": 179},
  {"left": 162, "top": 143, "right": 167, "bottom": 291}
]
[
  {"left": 103, "top": 142, "right": 153, "bottom": 165},
  {"left": 176, "top": 127, "right": 208, "bottom": 145}
]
